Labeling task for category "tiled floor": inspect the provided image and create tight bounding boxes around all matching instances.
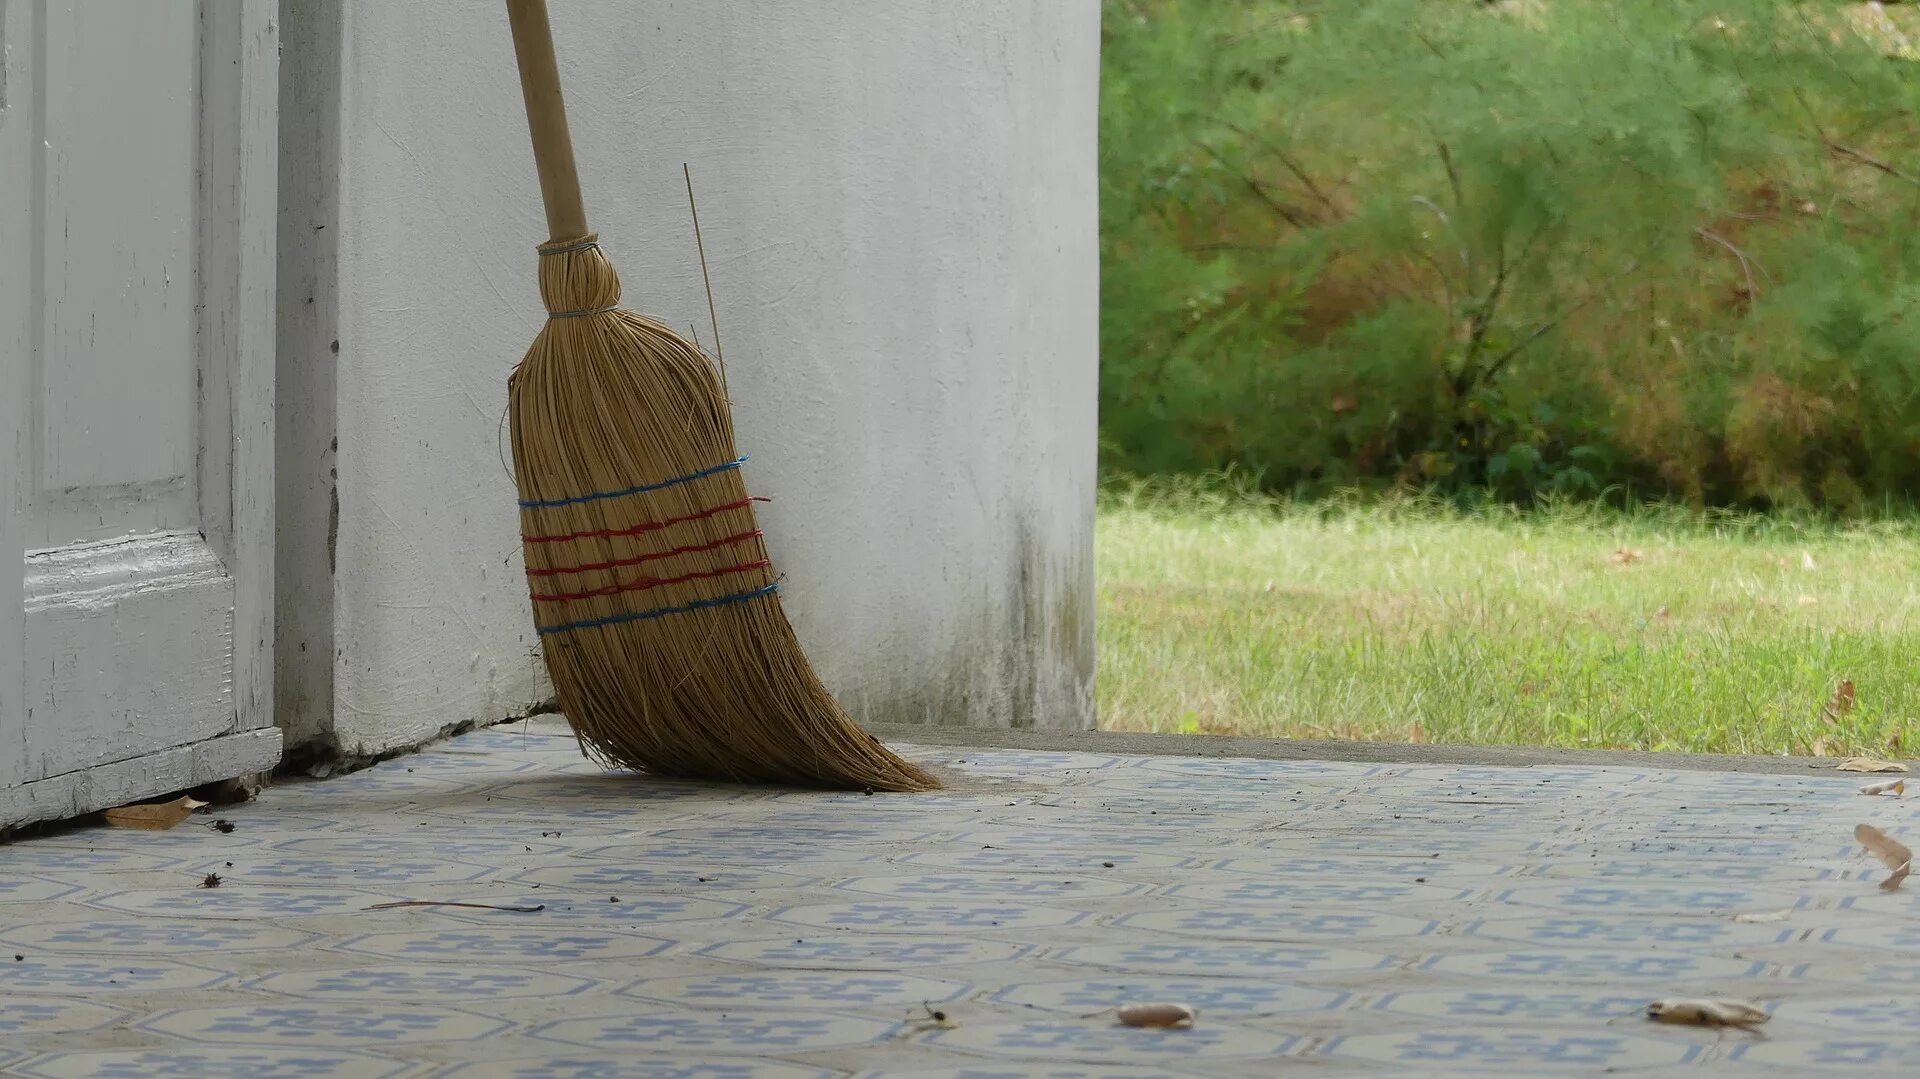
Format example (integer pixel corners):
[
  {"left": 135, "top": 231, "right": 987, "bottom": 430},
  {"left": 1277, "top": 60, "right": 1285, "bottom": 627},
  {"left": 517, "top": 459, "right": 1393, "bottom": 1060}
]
[{"left": 2, "top": 719, "right": 1916, "bottom": 1077}]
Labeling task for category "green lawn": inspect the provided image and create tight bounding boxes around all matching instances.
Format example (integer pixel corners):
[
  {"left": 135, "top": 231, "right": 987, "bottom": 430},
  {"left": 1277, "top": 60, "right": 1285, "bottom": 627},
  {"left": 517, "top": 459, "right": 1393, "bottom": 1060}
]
[{"left": 1098, "top": 483, "right": 1920, "bottom": 757}]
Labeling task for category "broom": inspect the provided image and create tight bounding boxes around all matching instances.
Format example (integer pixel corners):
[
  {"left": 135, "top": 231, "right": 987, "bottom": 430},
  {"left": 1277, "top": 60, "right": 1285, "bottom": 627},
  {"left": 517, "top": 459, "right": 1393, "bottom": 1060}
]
[{"left": 503, "top": 0, "right": 938, "bottom": 792}]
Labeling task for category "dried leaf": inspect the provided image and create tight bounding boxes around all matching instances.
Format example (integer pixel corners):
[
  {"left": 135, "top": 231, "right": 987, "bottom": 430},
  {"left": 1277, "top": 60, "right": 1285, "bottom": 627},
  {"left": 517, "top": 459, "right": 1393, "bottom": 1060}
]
[
  {"left": 1855, "top": 823, "right": 1913, "bottom": 891},
  {"left": 103, "top": 796, "right": 208, "bottom": 831},
  {"left": 1117, "top": 1003, "right": 1198, "bottom": 1029},
  {"left": 1646, "top": 998, "right": 1769, "bottom": 1030},
  {"left": 1610, "top": 547, "right": 1644, "bottom": 566},
  {"left": 1811, "top": 738, "right": 1835, "bottom": 758},
  {"left": 1860, "top": 780, "right": 1906, "bottom": 798},
  {"left": 1822, "top": 679, "right": 1857, "bottom": 724},
  {"left": 1797, "top": 594, "right": 1819, "bottom": 607},
  {"left": 1802, "top": 550, "right": 1818, "bottom": 571},
  {"left": 200, "top": 873, "right": 222, "bottom": 889},
  {"left": 1730, "top": 909, "right": 1793, "bottom": 923},
  {"left": 1839, "top": 757, "right": 1910, "bottom": 773}
]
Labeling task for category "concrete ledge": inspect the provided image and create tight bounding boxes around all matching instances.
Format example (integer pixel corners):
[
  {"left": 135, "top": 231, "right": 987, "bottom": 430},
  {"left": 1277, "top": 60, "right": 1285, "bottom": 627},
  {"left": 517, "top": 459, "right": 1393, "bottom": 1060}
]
[{"left": 866, "top": 723, "right": 1900, "bottom": 778}]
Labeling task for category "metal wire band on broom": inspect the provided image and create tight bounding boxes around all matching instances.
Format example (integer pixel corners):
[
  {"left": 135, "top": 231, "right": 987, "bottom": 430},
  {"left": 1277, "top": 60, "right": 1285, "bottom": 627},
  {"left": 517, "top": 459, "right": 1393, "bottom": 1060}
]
[{"left": 518, "top": 456, "right": 747, "bottom": 508}]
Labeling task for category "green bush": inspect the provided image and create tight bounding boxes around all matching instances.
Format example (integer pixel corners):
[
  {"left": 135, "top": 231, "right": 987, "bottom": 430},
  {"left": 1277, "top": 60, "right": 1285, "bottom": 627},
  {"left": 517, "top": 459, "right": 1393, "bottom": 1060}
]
[{"left": 1100, "top": 0, "right": 1920, "bottom": 509}]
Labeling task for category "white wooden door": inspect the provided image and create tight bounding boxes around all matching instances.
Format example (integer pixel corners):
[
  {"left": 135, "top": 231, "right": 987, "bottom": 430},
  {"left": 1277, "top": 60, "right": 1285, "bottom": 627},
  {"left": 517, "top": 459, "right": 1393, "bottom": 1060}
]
[{"left": 0, "top": 0, "right": 281, "bottom": 829}]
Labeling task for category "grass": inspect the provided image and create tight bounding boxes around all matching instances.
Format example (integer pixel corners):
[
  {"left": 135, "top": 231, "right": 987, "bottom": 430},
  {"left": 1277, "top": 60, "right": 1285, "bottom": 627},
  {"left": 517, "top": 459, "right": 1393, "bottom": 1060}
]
[{"left": 1097, "top": 479, "right": 1920, "bottom": 757}]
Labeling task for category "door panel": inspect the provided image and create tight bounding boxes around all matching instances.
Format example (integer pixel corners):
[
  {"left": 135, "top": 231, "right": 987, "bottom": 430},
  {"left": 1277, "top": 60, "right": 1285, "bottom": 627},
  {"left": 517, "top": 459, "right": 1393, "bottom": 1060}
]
[{"left": 0, "top": 0, "right": 280, "bottom": 827}]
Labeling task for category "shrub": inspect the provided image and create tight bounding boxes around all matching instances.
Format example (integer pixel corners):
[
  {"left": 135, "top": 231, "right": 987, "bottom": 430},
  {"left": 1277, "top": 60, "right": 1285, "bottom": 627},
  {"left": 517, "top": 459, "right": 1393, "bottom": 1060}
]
[{"left": 1100, "top": 0, "right": 1920, "bottom": 509}]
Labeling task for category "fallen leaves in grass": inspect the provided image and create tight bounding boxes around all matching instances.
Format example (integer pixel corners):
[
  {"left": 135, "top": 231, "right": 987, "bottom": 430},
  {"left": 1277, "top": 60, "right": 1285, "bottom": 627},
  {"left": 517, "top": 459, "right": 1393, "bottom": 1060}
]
[
  {"left": 103, "top": 796, "right": 208, "bottom": 831},
  {"left": 1856, "top": 824, "right": 1912, "bottom": 891},
  {"left": 1117, "top": 1003, "right": 1198, "bottom": 1028},
  {"left": 1840, "top": 753, "right": 1907, "bottom": 772},
  {"left": 1822, "top": 679, "right": 1856, "bottom": 724},
  {"left": 1860, "top": 779, "right": 1906, "bottom": 797},
  {"left": 1646, "top": 998, "right": 1769, "bottom": 1030},
  {"left": 1610, "top": 547, "right": 1644, "bottom": 566}
]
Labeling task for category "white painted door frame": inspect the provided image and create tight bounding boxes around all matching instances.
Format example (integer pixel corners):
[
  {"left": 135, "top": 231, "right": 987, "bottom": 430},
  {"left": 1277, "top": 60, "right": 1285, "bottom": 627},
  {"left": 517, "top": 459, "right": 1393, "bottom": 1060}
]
[{"left": 1, "top": 0, "right": 282, "bottom": 829}]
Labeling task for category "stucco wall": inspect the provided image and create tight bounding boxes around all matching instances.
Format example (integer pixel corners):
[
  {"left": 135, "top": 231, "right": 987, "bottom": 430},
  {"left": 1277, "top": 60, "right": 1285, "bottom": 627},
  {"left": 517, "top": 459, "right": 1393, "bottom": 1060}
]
[{"left": 277, "top": 0, "right": 1099, "bottom": 758}]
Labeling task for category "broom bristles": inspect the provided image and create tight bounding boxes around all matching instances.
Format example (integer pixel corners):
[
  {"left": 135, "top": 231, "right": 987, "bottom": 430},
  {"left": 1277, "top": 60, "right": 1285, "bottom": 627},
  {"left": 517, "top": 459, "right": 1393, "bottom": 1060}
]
[{"left": 508, "top": 237, "right": 939, "bottom": 792}]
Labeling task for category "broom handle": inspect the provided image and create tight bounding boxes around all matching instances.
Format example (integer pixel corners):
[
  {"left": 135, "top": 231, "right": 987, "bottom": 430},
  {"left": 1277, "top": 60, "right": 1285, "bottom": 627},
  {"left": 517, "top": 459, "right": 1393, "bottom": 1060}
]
[{"left": 505, "top": 0, "right": 590, "bottom": 242}]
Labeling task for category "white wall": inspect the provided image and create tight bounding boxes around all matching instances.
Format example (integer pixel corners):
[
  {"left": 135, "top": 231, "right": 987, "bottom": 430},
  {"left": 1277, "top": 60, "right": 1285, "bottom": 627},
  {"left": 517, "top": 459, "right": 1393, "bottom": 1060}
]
[{"left": 277, "top": 0, "right": 1099, "bottom": 758}]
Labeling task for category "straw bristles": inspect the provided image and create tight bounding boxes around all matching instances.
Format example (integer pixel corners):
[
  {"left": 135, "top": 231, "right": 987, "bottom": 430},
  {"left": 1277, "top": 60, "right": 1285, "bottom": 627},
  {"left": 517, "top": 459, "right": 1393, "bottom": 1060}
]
[{"left": 509, "top": 237, "right": 939, "bottom": 792}]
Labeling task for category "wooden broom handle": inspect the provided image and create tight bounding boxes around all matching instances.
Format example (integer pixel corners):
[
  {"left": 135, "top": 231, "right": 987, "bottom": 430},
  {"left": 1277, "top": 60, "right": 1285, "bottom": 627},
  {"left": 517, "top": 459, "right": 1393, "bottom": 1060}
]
[{"left": 506, "top": 0, "right": 590, "bottom": 242}]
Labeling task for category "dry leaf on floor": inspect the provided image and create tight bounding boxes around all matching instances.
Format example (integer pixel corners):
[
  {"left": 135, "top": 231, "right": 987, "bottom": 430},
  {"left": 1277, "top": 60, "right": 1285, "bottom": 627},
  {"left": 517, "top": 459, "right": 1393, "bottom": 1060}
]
[
  {"left": 1860, "top": 780, "right": 1906, "bottom": 797},
  {"left": 1610, "top": 547, "right": 1644, "bottom": 566},
  {"left": 103, "top": 796, "right": 208, "bottom": 831},
  {"left": 1117, "top": 1003, "right": 1198, "bottom": 1028},
  {"left": 1839, "top": 757, "right": 1910, "bottom": 773},
  {"left": 1730, "top": 909, "right": 1793, "bottom": 923},
  {"left": 1855, "top": 823, "right": 1912, "bottom": 892},
  {"left": 1646, "top": 998, "right": 1769, "bottom": 1030},
  {"left": 1822, "top": 679, "right": 1857, "bottom": 724}
]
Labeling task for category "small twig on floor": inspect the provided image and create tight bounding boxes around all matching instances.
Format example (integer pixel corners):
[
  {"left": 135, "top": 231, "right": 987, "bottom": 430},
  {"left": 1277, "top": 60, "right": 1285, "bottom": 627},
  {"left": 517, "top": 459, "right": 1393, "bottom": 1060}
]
[{"left": 364, "top": 900, "right": 545, "bottom": 913}]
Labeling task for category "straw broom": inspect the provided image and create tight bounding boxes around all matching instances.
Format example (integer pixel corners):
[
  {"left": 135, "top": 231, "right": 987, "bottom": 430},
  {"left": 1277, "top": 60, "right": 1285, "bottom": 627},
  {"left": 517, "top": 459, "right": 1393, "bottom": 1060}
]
[{"left": 503, "top": 0, "right": 938, "bottom": 792}]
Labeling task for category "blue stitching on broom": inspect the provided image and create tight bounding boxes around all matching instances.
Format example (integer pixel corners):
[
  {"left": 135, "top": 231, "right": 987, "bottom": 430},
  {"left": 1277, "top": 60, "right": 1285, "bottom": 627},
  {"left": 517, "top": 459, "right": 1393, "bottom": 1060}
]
[
  {"left": 538, "top": 582, "right": 780, "bottom": 636},
  {"left": 519, "top": 456, "right": 747, "bottom": 508}
]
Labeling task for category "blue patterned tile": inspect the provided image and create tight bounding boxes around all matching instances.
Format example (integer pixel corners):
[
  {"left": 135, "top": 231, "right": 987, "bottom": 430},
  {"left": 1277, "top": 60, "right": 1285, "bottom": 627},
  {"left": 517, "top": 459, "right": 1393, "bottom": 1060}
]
[
  {"left": 0, "top": 956, "right": 227, "bottom": 993},
  {"left": 436, "top": 894, "right": 746, "bottom": 926},
  {"left": 583, "top": 841, "right": 880, "bottom": 866},
  {"left": 1050, "top": 941, "right": 1392, "bottom": 977},
  {"left": 511, "top": 863, "right": 809, "bottom": 892},
  {"left": 994, "top": 977, "right": 1346, "bottom": 1016},
  {"left": 0, "top": 920, "right": 317, "bottom": 954},
  {"left": 435, "top": 1060, "right": 831, "bottom": 1079},
  {"left": 895, "top": 849, "right": 1196, "bottom": 873},
  {"left": 533, "top": 1010, "right": 897, "bottom": 1053},
  {"left": 184, "top": 855, "right": 495, "bottom": 886},
  {"left": 622, "top": 970, "right": 968, "bottom": 1008},
  {"left": 1418, "top": 950, "right": 1767, "bottom": 982},
  {"left": 1323, "top": 1030, "right": 1704, "bottom": 1071},
  {"left": 771, "top": 901, "right": 1087, "bottom": 933},
  {"left": 15, "top": 1048, "right": 410, "bottom": 1079},
  {"left": 0, "top": 998, "right": 124, "bottom": 1034},
  {"left": 836, "top": 874, "right": 1141, "bottom": 901},
  {"left": 1117, "top": 907, "right": 1437, "bottom": 940},
  {"left": 1209, "top": 855, "right": 1514, "bottom": 879},
  {"left": 699, "top": 935, "right": 1029, "bottom": 970},
  {"left": 251, "top": 965, "right": 599, "bottom": 999},
  {"left": 140, "top": 1002, "right": 508, "bottom": 1045},
  {"left": 273, "top": 836, "right": 569, "bottom": 860},
  {"left": 852, "top": 1059, "right": 1190, "bottom": 1067},
  {"left": 0, "top": 848, "right": 179, "bottom": 873},
  {"left": 925, "top": 1020, "right": 1303, "bottom": 1061},
  {"left": 1464, "top": 915, "right": 1798, "bottom": 949},
  {"left": 337, "top": 929, "right": 672, "bottom": 963},
  {"left": 1494, "top": 883, "right": 1804, "bottom": 914},
  {"left": 1526, "top": 858, "right": 1835, "bottom": 883},
  {"left": 86, "top": 888, "right": 385, "bottom": 919},
  {"left": 1372, "top": 989, "right": 1665, "bottom": 1023},
  {"left": 1728, "top": 1038, "right": 1920, "bottom": 1068},
  {"left": 951, "top": 829, "right": 1187, "bottom": 850},
  {"left": 1768, "top": 996, "right": 1920, "bottom": 1032},
  {"left": 0, "top": 878, "right": 84, "bottom": 904},
  {"left": 937, "top": 751, "right": 1124, "bottom": 774},
  {"left": 1164, "top": 879, "right": 1474, "bottom": 906}
]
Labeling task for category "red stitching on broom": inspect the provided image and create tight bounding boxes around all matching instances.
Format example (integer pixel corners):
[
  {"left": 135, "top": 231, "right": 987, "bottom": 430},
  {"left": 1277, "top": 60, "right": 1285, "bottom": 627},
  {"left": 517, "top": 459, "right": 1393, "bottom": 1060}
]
[
  {"left": 528, "top": 560, "right": 773, "bottom": 603},
  {"left": 521, "top": 496, "right": 769, "bottom": 545},
  {"left": 525, "top": 530, "right": 764, "bottom": 578}
]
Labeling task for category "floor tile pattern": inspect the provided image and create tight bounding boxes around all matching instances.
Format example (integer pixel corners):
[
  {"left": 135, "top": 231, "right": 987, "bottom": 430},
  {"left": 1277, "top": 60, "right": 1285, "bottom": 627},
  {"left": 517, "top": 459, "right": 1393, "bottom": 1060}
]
[{"left": 2, "top": 719, "right": 1915, "bottom": 1076}]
